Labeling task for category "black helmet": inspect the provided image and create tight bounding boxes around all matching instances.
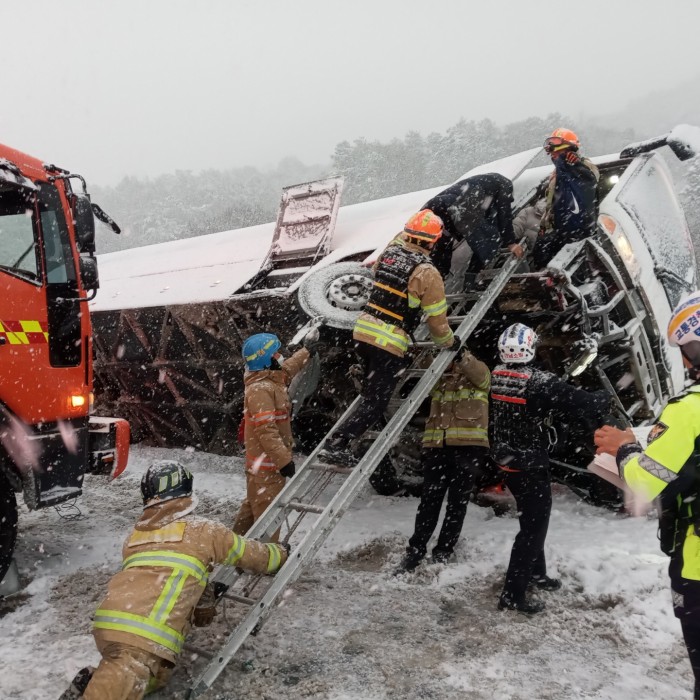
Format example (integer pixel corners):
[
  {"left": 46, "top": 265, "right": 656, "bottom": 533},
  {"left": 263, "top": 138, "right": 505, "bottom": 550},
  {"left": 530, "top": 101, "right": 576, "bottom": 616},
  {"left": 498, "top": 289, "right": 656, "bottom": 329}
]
[{"left": 141, "top": 461, "right": 194, "bottom": 507}]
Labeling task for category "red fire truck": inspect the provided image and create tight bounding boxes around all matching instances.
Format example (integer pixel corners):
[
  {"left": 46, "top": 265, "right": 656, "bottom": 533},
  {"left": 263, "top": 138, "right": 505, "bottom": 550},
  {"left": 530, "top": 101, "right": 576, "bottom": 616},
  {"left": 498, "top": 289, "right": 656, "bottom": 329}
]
[{"left": 0, "top": 143, "right": 129, "bottom": 589}]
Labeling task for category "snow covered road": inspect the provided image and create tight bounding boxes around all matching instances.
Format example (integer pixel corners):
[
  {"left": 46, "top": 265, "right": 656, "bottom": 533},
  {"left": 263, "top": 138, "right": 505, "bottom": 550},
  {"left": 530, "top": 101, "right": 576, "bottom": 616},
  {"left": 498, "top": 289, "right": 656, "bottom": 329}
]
[{"left": 0, "top": 446, "right": 693, "bottom": 699}]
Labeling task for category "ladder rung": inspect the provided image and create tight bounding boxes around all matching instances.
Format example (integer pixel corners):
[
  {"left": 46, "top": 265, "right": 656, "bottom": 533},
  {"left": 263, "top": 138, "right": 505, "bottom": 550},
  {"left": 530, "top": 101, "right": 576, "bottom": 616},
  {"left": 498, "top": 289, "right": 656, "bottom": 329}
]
[
  {"left": 285, "top": 500, "right": 325, "bottom": 514},
  {"left": 183, "top": 644, "right": 214, "bottom": 660},
  {"left": 223, "top": 592, "right": 258, "bottom": 606},
  {"left": 309, "top": 462, "right": 354, "bottom": 474}
]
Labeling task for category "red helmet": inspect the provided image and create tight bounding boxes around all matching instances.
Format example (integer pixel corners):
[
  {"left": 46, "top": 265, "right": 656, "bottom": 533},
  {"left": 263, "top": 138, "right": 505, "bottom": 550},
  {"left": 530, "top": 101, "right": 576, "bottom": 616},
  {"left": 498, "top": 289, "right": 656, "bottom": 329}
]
[
  {"left": 544, "top": 128, "right": 580, "bottom": 154},
  {"left": 403, "top": 209, "right": 444, "bottom": 247}
]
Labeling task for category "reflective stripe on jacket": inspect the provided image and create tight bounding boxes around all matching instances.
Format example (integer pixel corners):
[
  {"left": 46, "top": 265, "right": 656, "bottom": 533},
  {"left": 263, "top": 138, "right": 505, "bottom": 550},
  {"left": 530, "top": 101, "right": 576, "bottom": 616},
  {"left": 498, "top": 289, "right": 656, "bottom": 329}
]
[
  {"left": 367, "top": 243, "right": 425, "bottom": 331},
  {"left": 618, "top": 386, "right": 700, "bottom": 579},
  {"left": 422, "top": 350, "right": 490, "bottom": 448},
  {"left": 353, "top": 236, "right": 453, "bottom": 357},
  {"left": 92, "top": 497, "right": 287, "bottom": 662},
  {"left": 243, "top": 348, "right": 310, "bottom": 472}
]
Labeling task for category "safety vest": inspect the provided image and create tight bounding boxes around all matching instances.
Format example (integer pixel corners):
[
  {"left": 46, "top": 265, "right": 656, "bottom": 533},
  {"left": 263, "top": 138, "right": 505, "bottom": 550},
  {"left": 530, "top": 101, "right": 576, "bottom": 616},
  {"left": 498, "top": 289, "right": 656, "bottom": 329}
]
[
  {"left": 365, "top": 243, "right": 425, "bottom": 333},
  {"left": 490, "top": 365, "right": 544, "bottom": 463},
  {"left": 622, "top": 385, "right": 700, "bottom": 574}
]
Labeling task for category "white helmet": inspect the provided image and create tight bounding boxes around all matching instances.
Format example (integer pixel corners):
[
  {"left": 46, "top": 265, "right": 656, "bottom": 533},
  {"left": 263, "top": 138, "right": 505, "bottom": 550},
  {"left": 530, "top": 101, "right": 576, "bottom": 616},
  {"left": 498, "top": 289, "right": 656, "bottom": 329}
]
[
  {"left": 668, "top": 290, "right": 700, "bottom": 366},
  {"left": 498, "top": 323, "right": 538, "bottom": 364}
]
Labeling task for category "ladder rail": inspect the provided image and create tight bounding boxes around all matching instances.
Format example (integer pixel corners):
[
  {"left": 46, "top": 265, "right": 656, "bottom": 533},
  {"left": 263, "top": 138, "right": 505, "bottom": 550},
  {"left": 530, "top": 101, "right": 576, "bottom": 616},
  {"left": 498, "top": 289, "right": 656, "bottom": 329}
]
[
  {"left": 211, "top": 395, "right": 363, "bottom": 589},
  {"left": 189, "top": 252, "right": 523, "bottom": 698}
]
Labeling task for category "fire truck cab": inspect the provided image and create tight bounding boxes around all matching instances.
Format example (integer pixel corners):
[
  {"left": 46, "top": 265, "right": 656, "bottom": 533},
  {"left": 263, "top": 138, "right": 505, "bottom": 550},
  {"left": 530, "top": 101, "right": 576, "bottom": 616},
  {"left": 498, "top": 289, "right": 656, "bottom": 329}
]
[{"left": 0, "top": 143, "right": 129, "bottom": 589}]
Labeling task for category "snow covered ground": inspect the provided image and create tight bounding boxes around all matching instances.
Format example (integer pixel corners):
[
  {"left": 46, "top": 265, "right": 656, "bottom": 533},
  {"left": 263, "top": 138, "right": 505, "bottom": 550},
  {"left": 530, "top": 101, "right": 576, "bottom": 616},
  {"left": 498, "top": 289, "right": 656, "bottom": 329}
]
[{"left": 0, "top": 445, "right": 693, "bottom": 700}]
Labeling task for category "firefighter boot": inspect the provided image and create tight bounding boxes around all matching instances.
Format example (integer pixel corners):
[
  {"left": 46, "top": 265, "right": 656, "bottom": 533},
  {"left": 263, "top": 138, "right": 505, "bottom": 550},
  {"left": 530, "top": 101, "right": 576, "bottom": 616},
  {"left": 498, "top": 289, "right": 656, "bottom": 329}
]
[
  {"left": 431, "top": 549, "right": 455, "bottom": 565},
  {"left": 318, "top": 437, "right": 357, "bottom": 468},
  {"left": 393, "top": 547, "right": 424, "bottom": 576},
  {"left": 497, "top": 593, "right": 545, "bottom": 616},
  {"left": 59, "top": 667, "right": 95, "bottom": 699},
  {"left": 530, "top": 575, "right": 562, "bottom": 591}
]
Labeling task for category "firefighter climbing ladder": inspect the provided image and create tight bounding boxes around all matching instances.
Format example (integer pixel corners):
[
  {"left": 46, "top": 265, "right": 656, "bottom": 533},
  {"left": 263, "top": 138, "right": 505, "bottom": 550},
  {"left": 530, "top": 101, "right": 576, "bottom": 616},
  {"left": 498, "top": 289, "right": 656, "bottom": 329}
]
[{"left": 187, "top": 247, "right": 525, "bottom": 699}]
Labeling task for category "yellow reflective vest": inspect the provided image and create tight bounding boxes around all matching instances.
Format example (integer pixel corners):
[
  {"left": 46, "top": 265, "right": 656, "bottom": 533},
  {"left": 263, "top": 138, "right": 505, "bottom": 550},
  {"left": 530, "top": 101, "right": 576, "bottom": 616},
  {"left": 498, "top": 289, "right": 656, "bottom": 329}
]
[
  {"left": 92, "top": 497, "right": 287, "bottom": 662},
  {"left": 620, "top": 385, "right": 700, "bottom": 579},
  {"left": 353, "top": 236, "right": 453, "bottom": 358}
]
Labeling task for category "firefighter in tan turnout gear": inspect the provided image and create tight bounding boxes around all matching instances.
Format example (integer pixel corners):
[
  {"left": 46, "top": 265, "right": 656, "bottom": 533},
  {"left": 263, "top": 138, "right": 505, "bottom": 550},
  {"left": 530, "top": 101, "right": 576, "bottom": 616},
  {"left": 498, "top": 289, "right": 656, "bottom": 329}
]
[
  {"left": 61, "top": 461, "right": 287, "bottom": 700},
  {"left": 396, "top": 344, "right": 492, "bottom": 573},
  {"left": 233, "top": 332, "right": 313, "bottom": 538},
  {"left": 321, "top": 209, "right": 454, "bottom": 467}
]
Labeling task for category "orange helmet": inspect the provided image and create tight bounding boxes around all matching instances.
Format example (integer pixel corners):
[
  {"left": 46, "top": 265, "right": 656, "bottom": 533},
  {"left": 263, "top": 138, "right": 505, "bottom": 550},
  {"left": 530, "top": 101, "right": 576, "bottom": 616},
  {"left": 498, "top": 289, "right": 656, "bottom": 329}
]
[
  {"left": 544, "top": 128, "right": 580, "bottom": 154},
  {"left": 403, "top": 209, "right": 444, "bottom": 247}
]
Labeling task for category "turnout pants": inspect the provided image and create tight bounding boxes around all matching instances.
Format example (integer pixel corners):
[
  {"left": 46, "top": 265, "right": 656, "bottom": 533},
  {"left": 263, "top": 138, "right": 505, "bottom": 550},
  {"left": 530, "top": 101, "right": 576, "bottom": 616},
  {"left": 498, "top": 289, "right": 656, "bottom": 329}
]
[
  {"left": 501, "top": 466, "right": 552, "bottom": 603},
  {"left": 408, "top": 447, "right": 489, "bottom": 558},
  {"left": 84, "top": 641, "right": 172, "bottom": 700},
  {"left": 233, "top": 470, "right": 286, "bottom": 541},
  {"left": 334, "top": 344, "right": 407, "bottom": 444},
  {"left": 670, "top": 554, "right": 700, "bottom": 699}
]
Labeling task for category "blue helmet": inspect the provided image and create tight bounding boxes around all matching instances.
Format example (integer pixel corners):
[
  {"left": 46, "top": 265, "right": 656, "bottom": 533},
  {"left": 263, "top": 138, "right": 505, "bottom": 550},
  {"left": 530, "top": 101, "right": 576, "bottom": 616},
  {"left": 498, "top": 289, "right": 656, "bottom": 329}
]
[{"left": 242, "top": 333, "right": 282, "bottom": 371}]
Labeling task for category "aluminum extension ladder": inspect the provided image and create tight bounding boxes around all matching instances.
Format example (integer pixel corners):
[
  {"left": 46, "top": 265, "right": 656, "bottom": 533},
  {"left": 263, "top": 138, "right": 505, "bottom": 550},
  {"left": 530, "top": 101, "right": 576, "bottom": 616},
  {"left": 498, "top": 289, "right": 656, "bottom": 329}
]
[{"left": 186, "top": 247, "right": 525, "bottom": 698}]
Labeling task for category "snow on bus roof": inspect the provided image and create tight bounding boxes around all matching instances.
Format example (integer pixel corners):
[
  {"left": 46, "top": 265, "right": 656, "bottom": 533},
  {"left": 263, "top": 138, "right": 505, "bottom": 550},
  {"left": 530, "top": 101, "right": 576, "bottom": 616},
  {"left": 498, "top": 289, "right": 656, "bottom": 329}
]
[
  {"left": 90, "top": 184, "right": 446, "bottom": 313},
  {"left": 91, "top": 146, "right": 611, "bottom": 314}
]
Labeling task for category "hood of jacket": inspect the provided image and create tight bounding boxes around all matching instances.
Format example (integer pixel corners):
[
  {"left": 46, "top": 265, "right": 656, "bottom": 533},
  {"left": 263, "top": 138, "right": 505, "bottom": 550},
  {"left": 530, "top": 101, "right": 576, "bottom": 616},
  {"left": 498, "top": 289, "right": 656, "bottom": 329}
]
[
  {"left": 136, "top": 495, "right": 198, "bottom": 530},
  {"left": 244, "top": 368, "right": 290, "bottom": 387}
]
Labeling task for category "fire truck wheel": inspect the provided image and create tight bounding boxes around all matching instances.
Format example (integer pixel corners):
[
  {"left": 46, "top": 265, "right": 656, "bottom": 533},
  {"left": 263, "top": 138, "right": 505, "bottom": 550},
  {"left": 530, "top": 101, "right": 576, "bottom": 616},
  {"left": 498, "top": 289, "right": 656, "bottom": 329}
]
[
  {"left": 0, "top": 472, "right": 18, "bottom": 586},
  {"left": 296, "top": 261, "right": 373, "bottom": 330}
]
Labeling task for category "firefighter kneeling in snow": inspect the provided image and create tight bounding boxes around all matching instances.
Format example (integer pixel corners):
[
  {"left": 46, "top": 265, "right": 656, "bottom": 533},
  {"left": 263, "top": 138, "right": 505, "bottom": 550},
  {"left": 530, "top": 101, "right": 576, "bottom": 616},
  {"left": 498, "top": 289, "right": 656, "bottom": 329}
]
[
  {"left": 320, "top": 209, "right": 454, "bottom": 467},
  {"left": 62, "top": 461, "right": 287, "bottom": 700},
  {"left": 233, "top": 332, "right": 315, "bottom": 539}
]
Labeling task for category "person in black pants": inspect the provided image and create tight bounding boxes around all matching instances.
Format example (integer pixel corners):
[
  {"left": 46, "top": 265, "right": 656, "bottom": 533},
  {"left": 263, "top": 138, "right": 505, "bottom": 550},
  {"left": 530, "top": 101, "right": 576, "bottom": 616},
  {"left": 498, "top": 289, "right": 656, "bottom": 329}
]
[
  {"left": 395, "top": 347, "right": 491, "bottom": 573},
  {"left": 423, "top": 172, "right": 524, "bottom": 280},
  {"left": 491, "top": 323, "right": 610, "bottom": 614},
  {"left": 329, "top": 342, "right": 408, "bottom": 452},
  {"left": 319, "top": 211, "right": 453, "bottom": 467}
]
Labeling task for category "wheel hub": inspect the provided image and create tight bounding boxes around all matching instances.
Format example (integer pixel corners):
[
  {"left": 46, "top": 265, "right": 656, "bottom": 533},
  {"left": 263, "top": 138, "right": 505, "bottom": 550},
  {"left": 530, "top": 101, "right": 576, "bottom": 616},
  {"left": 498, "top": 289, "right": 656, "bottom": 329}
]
[{"left": 327, "top": 274, "right": 372, "bottom": 311}]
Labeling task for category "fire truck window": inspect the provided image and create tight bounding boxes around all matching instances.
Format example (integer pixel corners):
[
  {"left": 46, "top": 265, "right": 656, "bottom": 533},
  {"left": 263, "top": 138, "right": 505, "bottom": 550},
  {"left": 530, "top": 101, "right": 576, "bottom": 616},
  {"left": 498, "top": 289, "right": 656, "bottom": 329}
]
[
  {"left": 38, "top": 185, "right": 77, "bottom": 285},
  {"left": 38, "top": 183, "right": 81, "bottom": 367},
  {"left": 0, "top": 189, "right": 39, "bottom": 281}
]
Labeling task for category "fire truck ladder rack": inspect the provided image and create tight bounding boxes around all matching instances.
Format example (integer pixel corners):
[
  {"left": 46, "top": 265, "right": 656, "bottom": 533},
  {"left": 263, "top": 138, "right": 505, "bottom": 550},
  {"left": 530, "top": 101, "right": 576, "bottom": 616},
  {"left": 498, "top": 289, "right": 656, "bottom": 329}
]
[{"left": 186, "top": 247, "right": 524, "bottom": 699}]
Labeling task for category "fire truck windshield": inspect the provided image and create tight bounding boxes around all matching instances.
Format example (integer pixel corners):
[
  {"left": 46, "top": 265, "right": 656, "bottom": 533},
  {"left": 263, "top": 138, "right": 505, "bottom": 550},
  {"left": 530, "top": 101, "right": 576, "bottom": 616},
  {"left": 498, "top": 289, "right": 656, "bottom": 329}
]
[{"left": 0, "top": 188, "right": 39, "bottom": 282}]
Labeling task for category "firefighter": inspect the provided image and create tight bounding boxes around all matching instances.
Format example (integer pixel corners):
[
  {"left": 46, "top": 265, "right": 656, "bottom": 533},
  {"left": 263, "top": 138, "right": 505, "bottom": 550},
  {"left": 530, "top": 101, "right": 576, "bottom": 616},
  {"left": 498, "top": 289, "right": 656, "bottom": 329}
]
[
  {"left": 395, "top": 345, "right": 491, "bottom": 573},
  {"left": 61, "top": 461, "right": 288, "bottom": 700},
  {"left": 532, "top": 128, "right": 600, "bottom": 269},
  {"left": 233, "top": 332, "right": 314, "bottom": 539},
  {"left": 491, "top": 323, "right": 610, "bottom": 614},
  {"left": 320, "top": 210, "right": 454, "bottom": 467},
  {"left": 594, "top": 290, "right": 700, "bottom": 699},
  {"left": 422, "top": 172, "right": 524, "bottom": 280}
]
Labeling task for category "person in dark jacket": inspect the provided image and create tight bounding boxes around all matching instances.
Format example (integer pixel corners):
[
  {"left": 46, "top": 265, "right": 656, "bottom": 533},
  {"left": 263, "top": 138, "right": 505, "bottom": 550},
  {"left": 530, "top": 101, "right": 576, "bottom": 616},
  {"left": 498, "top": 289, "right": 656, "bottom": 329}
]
[
  {"left": 423, "top": 172, "right": 523, "bottom": 280},
  {"left": 395, "top": 345, "right": 492, "bottom": 573},
  {"left": 491, "top": 323, "right": 610, "bottom": 614},
  {"left": 532, "top": 128, "right": 600, "bottom": 269}
]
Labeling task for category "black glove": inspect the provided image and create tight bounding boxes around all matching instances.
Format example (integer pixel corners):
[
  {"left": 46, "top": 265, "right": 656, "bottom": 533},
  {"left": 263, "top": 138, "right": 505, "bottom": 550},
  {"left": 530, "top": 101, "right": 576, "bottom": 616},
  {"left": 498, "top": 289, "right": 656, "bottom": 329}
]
[{"left": 279, "top": 461, "right": 296, "bottom": 478}]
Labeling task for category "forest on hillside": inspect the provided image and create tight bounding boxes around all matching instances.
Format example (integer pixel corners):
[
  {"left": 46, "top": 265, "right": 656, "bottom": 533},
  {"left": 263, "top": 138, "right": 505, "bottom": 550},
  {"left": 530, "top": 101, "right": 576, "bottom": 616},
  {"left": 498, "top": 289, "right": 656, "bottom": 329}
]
[{"left": 93, "top": 113, "right": 700, "bottom": 257}]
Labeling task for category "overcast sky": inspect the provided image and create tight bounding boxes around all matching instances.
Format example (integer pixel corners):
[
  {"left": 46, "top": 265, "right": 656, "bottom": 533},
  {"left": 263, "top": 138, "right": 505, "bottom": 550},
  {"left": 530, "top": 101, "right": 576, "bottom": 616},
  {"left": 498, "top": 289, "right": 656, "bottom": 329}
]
[{"left": 1, "top": 0, "right": 698, "bottom": 185}]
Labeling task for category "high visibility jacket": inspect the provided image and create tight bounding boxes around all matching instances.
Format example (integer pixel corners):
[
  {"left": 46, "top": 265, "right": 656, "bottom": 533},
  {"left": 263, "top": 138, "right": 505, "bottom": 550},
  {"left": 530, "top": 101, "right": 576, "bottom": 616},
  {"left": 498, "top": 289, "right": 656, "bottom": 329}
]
[
  {"left": 617, "top": 385, "right": 700, "bottom": 579},
  {"left": 92, "top": 497, "right": 287, "bottom": 663},
  {"left": 422, "top": 350, "right": 490, "bottom": 448},
  {"left": 243, "top": 348, "right": 310, "bottom": 473},
  {"left": 353, "top": 236, "right": 453, "bottom": 358}
]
